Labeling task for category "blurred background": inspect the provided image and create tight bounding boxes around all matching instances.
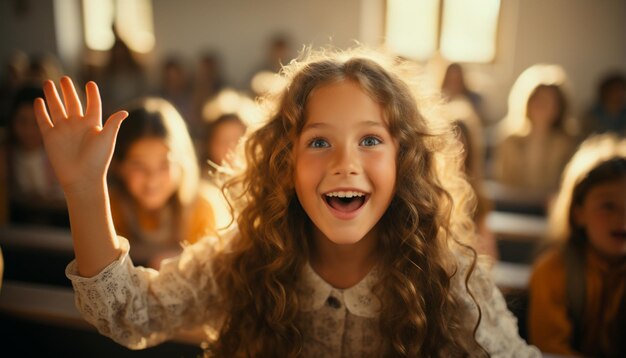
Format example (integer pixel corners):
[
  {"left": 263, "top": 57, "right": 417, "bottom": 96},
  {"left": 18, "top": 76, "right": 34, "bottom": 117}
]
[{"left": 0, "top": 0, "right": 625, "bottom": 356}]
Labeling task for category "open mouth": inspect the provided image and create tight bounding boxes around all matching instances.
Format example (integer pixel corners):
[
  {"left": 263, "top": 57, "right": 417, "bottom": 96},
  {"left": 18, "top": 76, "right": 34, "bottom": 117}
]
[{"left": 323, "top": 190, "right": 369, "bottom": 213}]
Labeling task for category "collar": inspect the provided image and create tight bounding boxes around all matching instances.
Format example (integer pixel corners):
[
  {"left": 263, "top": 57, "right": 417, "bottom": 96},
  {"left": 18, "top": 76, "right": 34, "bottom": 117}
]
[{"left": 298, "top": 262, "right": 381, "bottom": 318}]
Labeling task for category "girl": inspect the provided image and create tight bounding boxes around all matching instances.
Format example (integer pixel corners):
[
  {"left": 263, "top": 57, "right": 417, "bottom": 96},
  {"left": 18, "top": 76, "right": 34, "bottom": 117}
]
[
  {"left": 441, "top": 63, "right": 484, "bottom": 122},
  {"left": 200, "top": 112, "right": 247, "bottom": 232},
  {"left": 34, "top": 49, "right": 539, "bottom": 356},
  {"left": 493, "top": 65, "right": 576, "bottom": 198},
  {"left": 528, "top": 134, "right": 626, "bottom": 357},
  {"left": 108, "top": 97, "right": 216, "bottom": 268}
]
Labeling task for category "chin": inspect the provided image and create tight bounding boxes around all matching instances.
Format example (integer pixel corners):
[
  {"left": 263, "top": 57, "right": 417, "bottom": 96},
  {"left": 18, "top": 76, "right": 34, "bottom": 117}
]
[
  {"left": 320, "top": 228, "right": 370, "bottom": 246},
  {"left": 140, "top": 199, "right": 168, "bottom": 210}
]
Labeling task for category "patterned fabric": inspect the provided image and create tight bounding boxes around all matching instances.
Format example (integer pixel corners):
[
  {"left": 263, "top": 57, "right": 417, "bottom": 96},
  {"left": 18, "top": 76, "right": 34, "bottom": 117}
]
[{"left": 67, "top": 236, "right": 540, "bottom": 357}]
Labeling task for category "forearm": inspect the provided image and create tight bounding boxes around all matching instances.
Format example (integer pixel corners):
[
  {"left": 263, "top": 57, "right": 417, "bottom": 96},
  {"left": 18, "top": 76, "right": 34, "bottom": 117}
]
[{"left": 65, "top": 179, "right": 122, "bottom": 277}]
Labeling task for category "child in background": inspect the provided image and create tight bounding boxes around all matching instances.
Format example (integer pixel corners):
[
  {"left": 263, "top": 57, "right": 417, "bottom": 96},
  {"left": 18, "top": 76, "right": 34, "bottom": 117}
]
[
  {"left": 204, "top": 113, "right": 246, "bottom": 170},
  {"left": 156, "top": 56, "right": 193, "bottom": 125},
  {"left": 1, "top": 85, "right": 66, "bottom": 226},
  {"left": 494, "top": 66, "right": 576, "bottom": 198},
  {"left": 34, "top": 48, "right": 539, "bottom": 356},
  {"left": 109, "top": 97, "right": 215, "bottom": 268},
  {"left": 200, "top": 112, "right": 246, "bottom": 232},
  {"left": 528, "top": 134, "right": 626, "bottom": 356},
  {"left": 441, "top": 63, "right": 484, "bottom": 123},
  {"left": 582, "top": 72, "right": 626, "bottom": 138}
]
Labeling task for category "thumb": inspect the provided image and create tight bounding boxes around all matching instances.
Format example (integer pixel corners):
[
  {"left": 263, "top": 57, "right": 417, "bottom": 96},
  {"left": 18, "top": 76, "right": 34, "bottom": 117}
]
[{"left": 103, "top": 110, "right": 128, "bottom": 140}]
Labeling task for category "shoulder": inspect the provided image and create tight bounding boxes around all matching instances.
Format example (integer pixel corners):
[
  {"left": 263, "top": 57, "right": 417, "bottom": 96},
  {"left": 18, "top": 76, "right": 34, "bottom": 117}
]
[
  {"left": 498, "top": 134, "right": 526, "bottom": 152},
  {"left": 192, "top": 194, "right": 216, "bottom": 216},
  {"left": 529, "top": 247, "right": 566, "bottom": 289},
  {"left": 451, "top": 250, "right": 542, "bottom": 356},
  {"left": 185, "top": 194, "right": 218, "bottom": 243}
]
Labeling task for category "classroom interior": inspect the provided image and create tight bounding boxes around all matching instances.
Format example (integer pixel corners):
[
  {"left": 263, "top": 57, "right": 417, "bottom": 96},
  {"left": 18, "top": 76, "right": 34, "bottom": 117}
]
[{"left": 0, "top": 0, "right": 625, "bottom": 356}]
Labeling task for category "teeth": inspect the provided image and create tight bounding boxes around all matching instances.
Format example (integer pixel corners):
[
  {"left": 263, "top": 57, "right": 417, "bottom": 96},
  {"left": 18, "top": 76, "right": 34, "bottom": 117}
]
[{"left": 325, "top": 191, "right": 365, "bottom": 198}]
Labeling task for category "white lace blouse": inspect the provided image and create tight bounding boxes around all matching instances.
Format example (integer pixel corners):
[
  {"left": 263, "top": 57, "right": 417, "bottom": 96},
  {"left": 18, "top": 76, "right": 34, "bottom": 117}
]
[{"left": 66, "top": 236, "right": 541, "bottom": 357}]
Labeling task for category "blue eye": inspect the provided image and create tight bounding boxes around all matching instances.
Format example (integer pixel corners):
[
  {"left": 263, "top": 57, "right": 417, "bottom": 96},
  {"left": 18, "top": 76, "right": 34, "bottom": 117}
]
[
  {"left": 308, "top": 138, "right": 330, "bottom": 148},
  {"left": 360, "top": 136, "right": 382, "bottom": 147}
]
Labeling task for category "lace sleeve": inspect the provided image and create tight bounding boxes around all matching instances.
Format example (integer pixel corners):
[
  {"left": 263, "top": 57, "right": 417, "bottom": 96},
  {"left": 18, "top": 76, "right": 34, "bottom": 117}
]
[
  {"left": 65, "top": 236, "right": 221, "bottom": 349},
  {"left": 454, "top": 255, "right": 542, "bottom": 357}
]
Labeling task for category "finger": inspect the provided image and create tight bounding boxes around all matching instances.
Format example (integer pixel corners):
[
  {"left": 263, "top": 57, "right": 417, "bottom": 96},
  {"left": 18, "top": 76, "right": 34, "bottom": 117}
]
[
  {"left": 85, "top": 81, "right": 102, "bottom": 126},
  {"left": 33, "top": 98, "right": 54, "bottom": 133},
  {"left": 42, "top": 80, "right": 68, "bottom": 120},
  {"left": 103, "top": 110, "right": 128, "bottom": 141},
  {"left": 60, "top": 76, "right": 84, "bottom": 118}
]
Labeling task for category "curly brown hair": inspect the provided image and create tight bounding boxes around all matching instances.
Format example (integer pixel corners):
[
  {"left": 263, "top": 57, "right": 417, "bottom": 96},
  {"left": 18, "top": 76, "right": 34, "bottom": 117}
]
[{"left": 209, "top": 48, "right": 485, "bottom": 356}]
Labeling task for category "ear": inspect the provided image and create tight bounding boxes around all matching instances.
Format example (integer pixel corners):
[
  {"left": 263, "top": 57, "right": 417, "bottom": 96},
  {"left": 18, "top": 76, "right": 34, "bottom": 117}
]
[{"left": 572, "top": 205, "right": 586, "bottom": 227}]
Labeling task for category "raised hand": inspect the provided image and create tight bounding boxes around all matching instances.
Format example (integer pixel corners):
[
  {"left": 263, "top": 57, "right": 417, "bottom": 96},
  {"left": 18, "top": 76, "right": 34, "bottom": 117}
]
[{"left": 34, "top": 76, "right": 128, "bottom": 194}]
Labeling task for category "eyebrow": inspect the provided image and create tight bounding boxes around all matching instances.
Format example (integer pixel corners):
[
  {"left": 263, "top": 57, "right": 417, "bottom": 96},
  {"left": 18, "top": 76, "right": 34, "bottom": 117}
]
[{"left": 302, "top": 120, "right": 386, "bottom": 132}]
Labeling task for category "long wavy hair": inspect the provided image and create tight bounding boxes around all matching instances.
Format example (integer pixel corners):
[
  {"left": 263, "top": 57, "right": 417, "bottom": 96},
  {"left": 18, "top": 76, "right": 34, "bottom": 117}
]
[{"left": 209, "top": 47, "right": 485, "bottom": 356}]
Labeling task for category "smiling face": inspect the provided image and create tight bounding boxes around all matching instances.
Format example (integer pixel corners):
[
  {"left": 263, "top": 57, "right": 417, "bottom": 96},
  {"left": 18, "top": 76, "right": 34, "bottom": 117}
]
[
  {"left": 118, "top": 137, "right": 181, "bottom": 211},
  {"left": 574, "top": 178, "right": 626, "bottom": 260},
  {"left": 293, "top": 80, "right": 398, "bottom": 246}
]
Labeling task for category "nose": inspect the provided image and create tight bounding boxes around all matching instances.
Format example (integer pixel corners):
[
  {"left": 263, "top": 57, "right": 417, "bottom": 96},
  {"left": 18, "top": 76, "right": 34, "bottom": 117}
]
[{"left": 331, "top": 143, "right": 360, "bottom": 176}]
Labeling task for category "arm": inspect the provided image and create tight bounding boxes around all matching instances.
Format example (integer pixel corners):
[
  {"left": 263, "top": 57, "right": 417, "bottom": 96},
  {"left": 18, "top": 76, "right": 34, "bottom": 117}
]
[
  {"left": 66, "top": 236, "right": 221, "bottom": 348},
  {"left": 34, "top": 77, "right": 128, "bottom": 277}
]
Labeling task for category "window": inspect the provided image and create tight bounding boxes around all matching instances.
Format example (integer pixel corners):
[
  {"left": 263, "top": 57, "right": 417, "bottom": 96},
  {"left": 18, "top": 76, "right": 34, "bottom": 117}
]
[
  {"left": 385, "top": 0, "right": 501, "bottom": 63},
  {"left": 83, "top": 0, "right": 155, "bottom": 53}
]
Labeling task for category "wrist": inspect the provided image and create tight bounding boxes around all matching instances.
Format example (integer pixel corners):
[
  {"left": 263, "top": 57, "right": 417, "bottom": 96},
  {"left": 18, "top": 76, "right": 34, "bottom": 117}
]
[{"left": 63, "top": 178, "right": 109, "bottom": 201}]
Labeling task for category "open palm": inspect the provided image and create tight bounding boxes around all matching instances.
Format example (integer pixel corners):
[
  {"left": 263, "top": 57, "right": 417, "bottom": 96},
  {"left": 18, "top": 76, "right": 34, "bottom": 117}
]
[{"left": 34, "top": 77, "right": 128, "bottom": 194}]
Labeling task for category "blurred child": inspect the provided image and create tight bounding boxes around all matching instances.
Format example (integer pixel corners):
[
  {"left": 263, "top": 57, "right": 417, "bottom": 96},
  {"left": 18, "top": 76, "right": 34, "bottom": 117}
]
[
  {"left": 191, "top": 52, "right": 224, "bottom": 141},
  {"left": 494, "top": 73, "right": 576, "bottom": 197},
  {"left": 200, "top": 112, "right": 246, "bottom": 231},
  {"left": 98, "top": 38, "right": 147, "bottom": 116},
  {"left": 582, "top": 72, "right": 626, "bottom": 138},
  {"left": 156, "top": 56, "right": 193, "bottom": 125},
  {"left": 204, "top": 113, "right": 246, "bottom": 170},
  {"left": 441, "top": 63, "right": 484, "bottom": 121},
  {"left": 2, "top": 85, "right": 66, "bottom": 226},
  {"left": 528, "top": 134, "right": 626, "bottom": 356},
  {"left": 109, "top": 97, "right": 216, "bottom": 268},
  {"left": 35, "top": 49, "right": 539, "bottom": 356}
]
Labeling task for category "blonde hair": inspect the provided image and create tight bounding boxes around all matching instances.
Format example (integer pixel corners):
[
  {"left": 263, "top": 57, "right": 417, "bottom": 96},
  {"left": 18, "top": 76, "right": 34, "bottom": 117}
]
[
  {"left": 210, "top": 47, "right": 484, "bottom": 356},
  {"left": 497, "top": 64, "right": 574, "bottom": 139},
  {"left": 548, "top": 134, "right": 626, "bottom": 242}
]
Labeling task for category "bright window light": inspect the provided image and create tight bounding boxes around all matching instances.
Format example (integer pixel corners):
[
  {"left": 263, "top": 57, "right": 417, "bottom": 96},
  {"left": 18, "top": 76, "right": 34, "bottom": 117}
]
[
  {"left": 83, "top": 0, "right": 154, "bottom": 53},
  {"left": 116, "top": 0, "right": 155, "bottom": 54},
  {"left": 83, "top": 0, "right": 115, "bottom": 51},
  {"left": 385, "top": 0, "right": 440, "bottom": 61},
  {"left": 440, "top": 0, "right": 500, "bottom": 62}
]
